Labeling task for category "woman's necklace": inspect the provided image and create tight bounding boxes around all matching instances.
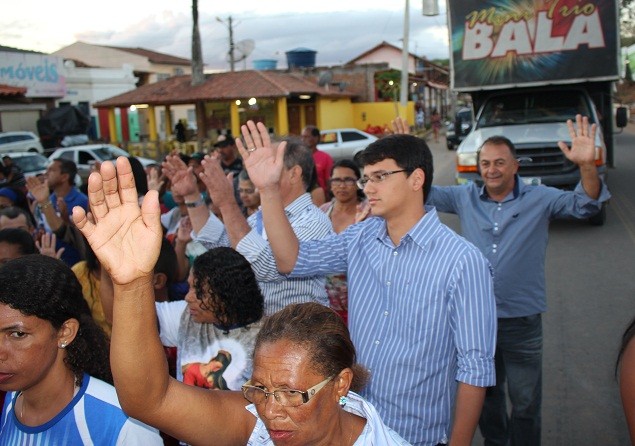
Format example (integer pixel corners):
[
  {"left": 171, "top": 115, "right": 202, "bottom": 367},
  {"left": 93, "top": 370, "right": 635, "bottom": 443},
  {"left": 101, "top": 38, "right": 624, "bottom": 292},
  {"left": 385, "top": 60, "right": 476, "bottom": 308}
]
[{"left": 18, "top": 382, "right": 80, "bottom": 422}]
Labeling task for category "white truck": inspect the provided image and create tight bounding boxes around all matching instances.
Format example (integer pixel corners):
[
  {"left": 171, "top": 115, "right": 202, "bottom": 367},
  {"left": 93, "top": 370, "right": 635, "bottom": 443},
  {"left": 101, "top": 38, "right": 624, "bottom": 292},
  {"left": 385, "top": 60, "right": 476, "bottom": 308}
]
[{"left": 449, "top": 0, "right": 628, "bottom": 224}]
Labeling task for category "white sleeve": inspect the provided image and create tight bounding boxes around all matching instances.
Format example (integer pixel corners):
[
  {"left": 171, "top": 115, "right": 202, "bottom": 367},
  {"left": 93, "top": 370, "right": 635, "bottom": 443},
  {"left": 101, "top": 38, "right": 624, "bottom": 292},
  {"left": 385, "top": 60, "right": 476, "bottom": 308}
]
[
  {"left": 115, "top": 417, "right": 163, "bottom": 445},
  {"left": 156, "top": 300, "right": 187, "bottom": 347}
]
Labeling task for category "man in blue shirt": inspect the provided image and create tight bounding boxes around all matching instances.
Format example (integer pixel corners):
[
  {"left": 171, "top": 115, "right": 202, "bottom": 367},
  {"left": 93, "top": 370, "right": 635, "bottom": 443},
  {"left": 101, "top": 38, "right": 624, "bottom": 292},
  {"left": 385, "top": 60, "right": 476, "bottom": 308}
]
[
  {"left": 27, "top": 158, "right": 88, "bottom": 266},
  {"left": 236, "top": 121, "right": 497, "bottom": 445},
  {"left": 426, "top": 115, "right": 609, "bottom": 446}
]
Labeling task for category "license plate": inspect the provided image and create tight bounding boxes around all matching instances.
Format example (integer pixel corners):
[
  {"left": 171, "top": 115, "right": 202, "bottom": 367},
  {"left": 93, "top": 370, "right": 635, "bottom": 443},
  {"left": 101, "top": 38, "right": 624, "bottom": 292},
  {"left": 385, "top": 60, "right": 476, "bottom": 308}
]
[{"left": 522, "top": 177, "right": 541, "bottom": 186}]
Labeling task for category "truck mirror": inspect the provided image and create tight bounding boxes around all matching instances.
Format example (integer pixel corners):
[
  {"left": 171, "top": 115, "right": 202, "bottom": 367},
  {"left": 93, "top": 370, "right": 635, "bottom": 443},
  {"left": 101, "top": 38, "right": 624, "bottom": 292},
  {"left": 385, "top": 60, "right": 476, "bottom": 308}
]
[{"left": 616, "top": 106, "right": 628, "bottom": 128}]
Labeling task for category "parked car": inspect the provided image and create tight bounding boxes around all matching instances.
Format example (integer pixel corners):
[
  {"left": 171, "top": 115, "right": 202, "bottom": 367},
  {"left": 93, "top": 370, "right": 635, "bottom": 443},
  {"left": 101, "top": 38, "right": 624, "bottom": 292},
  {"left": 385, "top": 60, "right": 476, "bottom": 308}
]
[
  {"left": 0, "top": 131, "right": 44, "bottom": 155},
  {"left": 318, "top": 128, "right": 378, "bottom": 162},
  {"left": 446, "top": 107, "right": 474, "bottom": 151},
  {"left": 1, "top": 152, "right": 49, "bottom": 179},
  {"left": 48, "top": 144, "right": 157, "bottom": 185}
]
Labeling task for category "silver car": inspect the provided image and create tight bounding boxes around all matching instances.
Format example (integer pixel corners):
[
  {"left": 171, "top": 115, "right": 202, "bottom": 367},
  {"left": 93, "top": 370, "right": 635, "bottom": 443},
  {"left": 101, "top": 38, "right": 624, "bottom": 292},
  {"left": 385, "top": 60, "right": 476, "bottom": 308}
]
[
  {"left": 48, "top": 144, "right": 157, "bottom": 185},
  {"left": 318, "top": 128, "right": 378, "bottom": 162},
  {"left": 0, "top": 131, "right": 44, "bottom": 154}
]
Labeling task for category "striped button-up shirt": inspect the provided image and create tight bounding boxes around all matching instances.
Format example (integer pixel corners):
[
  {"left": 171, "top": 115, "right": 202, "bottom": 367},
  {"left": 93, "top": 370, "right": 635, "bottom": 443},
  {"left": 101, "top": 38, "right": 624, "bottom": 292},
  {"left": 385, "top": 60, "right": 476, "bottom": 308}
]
[
  {"left": 291, "top": 207, "right": 497, "bottom": 445},
  {"left": 196, "top": 193, "right": 333, "bottom": 315}
]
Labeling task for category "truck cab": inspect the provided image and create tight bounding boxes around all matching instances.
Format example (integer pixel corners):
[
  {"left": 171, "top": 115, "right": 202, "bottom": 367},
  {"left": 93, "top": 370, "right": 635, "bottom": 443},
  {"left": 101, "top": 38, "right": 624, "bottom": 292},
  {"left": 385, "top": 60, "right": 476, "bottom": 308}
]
[{"left": 455, "top": 86, "right": 607, "bottom": 188}]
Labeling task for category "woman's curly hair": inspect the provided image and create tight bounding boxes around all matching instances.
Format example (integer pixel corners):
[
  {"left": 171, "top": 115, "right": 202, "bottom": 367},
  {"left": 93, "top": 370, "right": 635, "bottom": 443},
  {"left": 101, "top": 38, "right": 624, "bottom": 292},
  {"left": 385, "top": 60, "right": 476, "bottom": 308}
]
[
  {"left": 0, "top": 255, "right": 112, "bottom": 385},
  {"left": 192, "top": 247, "right": 264, "bottom": 329}
]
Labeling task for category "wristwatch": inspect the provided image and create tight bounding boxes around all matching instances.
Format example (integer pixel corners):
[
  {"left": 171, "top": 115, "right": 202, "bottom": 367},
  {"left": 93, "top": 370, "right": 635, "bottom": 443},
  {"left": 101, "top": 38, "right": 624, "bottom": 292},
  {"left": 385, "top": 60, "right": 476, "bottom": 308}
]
[{"left": 184, "top": 196, "right": 205, "bottom": 208}]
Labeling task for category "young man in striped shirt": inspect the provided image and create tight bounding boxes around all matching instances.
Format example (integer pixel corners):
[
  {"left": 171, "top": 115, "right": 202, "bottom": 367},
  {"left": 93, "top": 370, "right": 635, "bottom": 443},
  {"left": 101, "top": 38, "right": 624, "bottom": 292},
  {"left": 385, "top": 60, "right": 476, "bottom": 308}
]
[{"left": 237, "top": 120, "right": 497, "bottom": 446}]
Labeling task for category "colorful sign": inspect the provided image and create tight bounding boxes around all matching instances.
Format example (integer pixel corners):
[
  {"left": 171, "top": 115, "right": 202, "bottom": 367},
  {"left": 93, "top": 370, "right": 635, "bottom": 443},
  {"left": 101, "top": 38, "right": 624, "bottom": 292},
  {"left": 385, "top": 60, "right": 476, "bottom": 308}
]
[
  {"left": 449, "top": 0, "right": 619, "bottom": 90},
  {"left": 0, "top": 52, "right": 66, "bottom": 97}
]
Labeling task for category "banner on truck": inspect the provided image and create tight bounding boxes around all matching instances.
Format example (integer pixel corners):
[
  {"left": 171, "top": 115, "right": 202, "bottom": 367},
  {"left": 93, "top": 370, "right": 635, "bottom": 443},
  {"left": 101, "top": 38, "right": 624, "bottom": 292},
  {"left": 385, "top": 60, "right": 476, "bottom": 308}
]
[{"left": 450, "top": 0, "right": 619, "bottom": 90}]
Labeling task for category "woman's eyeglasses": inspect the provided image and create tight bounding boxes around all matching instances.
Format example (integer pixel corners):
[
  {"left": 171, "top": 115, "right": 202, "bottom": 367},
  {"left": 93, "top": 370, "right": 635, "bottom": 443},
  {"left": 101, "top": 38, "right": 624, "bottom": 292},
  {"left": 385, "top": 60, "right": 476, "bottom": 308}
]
[
  {"left": 328, "top": 177, "right": 357, "bottom": 187},
  {"left": 241, "top": 375, "right": 334, "bottom": 407}
]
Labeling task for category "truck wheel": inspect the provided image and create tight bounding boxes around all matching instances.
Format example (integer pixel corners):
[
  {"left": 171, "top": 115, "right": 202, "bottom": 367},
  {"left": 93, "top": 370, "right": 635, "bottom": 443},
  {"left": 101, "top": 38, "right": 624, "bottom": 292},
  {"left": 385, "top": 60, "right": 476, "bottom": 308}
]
[{"left": 588, "top": 203, "right": 606, "bottom": 226}]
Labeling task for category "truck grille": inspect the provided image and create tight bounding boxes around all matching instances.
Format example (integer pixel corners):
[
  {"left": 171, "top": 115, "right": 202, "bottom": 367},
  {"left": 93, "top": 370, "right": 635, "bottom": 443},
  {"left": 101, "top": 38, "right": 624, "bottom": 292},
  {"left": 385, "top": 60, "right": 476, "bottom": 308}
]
[{"left": 515, "top": 144, "right": 576, "bottom": 176}]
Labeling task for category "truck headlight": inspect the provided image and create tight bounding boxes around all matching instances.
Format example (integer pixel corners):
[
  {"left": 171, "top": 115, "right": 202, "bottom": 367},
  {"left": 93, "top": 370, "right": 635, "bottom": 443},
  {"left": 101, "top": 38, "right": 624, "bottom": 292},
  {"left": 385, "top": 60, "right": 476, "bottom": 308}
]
[{"left": 456, "top": 152, "right": 478, "bottom": 173}]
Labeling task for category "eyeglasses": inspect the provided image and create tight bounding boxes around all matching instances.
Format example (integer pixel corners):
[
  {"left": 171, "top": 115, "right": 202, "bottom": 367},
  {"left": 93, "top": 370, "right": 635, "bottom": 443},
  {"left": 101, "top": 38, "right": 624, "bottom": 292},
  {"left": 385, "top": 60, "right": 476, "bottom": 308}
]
[
  {"left": 357, "top": 169, "right": 410, "bottom": 189},
  {"left": 242, "top": 375, "right": 334, "bottom": 407},
  {"left": 238, "top": 188, "right": 256, "bottom": 194},
  {"left": 328, "top": 177, "right": 357, "bottom": 187}
]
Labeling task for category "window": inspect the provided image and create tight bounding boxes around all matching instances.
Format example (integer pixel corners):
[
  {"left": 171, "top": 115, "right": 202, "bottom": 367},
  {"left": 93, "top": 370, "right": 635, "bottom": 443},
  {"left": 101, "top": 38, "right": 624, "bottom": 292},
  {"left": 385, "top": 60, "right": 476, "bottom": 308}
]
[
  {"left": 320, "top": 132, "right": 338, "bottom": 144},
  {"left": 78, "top": 151, "right": 95, "bottom": 165},
  {"left": 59, "top": 151, "right": 75, "bottom": 161},
  {"left": 341, "top": 131, "right": 367, "bottom": 142}
]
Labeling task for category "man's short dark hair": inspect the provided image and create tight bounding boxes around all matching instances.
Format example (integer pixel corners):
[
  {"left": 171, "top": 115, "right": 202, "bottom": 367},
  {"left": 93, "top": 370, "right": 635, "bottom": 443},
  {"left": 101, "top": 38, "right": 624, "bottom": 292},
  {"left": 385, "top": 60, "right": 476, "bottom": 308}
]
[
  {"left": 0, "top": 206, "right": 35, "bottom": 229},
  {"left": 0, "top": 228, "right": 37, "bottom": 256},
  {"left": 477, "top": 136, "right": 517, "bottom": 164},
  {"left": 55, "top": 158, "right": 78, "bottom": 186},
  {"left": 281, "top": 137, "right": 314, "bottom": 189},
  {"left": 303, "top": 125, "right": 320, "bottom": 137},
  {"left": 357, "top": 134, "right": 434, "bottom": 200}
]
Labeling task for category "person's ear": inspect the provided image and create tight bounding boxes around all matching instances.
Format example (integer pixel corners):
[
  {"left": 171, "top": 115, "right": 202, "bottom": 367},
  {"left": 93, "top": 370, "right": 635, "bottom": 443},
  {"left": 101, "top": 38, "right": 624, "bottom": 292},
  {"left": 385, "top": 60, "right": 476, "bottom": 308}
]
[
  {"left": 335, "top": 367, "right": 354, "bottom": 400},
  {"left": 57, "top": 318, "right": 79, "bottom": 349},
  {"left": 288, "top": 165, "right": 303, "bottom": 185},
  {"left": 153, "top": 272, "right": 168, "bottom": 290},
  {"left": 410, "top": 168, "right": 426, "bottom": 191}
]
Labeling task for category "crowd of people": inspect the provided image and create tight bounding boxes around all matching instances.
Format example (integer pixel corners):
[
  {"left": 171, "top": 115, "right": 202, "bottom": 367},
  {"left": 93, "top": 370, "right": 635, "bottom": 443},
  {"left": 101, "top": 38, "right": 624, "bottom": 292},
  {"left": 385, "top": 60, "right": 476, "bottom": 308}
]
[{"left": 0, "top": 117, "right": 632, "bottom": 445}]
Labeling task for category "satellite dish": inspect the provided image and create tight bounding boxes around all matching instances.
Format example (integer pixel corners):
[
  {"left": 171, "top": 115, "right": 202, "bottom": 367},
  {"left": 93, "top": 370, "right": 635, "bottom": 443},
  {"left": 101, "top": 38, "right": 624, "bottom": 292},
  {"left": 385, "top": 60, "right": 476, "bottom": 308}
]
[
  {"left": 318, "top": 70, "right": 334, "bottom": 88},
  {"left": 232, "top": 39, "right": 255, "bottom": 63}
]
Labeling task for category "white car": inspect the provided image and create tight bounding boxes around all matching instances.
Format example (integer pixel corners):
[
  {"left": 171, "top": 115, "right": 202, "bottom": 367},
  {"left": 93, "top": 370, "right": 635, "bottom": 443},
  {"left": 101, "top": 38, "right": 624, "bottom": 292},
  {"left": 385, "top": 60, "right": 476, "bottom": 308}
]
[
  {"left": 2, "top": 152, "right": 49, "bottom": 178},
  {"left": 318, "top": 128, "right": 378, "bottom": 162},
  {"left": 48, "top": 144, "right": 157, "bottom": 185},
  {"left": 0, "top": 131, "right": 44, "bottom": 154}
]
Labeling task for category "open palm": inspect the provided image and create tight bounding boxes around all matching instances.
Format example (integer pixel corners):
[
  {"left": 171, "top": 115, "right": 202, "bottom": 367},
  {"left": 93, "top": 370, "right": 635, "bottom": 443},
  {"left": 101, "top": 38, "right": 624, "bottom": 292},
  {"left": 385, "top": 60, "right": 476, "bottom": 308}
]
[
  {"left": 72, "top": 158, "right": 163, "bottom": 285},
  {"left": 236, "top": 120, "right": 286, "bottom": 191}
]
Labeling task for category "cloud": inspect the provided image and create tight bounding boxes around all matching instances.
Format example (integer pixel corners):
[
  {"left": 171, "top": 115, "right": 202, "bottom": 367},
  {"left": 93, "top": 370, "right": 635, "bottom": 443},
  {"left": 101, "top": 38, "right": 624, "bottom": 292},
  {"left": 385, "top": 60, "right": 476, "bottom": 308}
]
[
  {"left": 2, "top": 7, "right": 450, "bottom": 69},
  {"left": 85, "top": 10, "right": 448, "bottom": 69}
]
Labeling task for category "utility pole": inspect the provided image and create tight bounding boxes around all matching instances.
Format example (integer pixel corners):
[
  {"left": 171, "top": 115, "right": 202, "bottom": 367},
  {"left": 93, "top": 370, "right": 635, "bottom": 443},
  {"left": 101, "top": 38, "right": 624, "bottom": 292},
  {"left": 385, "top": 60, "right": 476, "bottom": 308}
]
[
  {"left": 400, "top": 0, "right": 410, "bottom": 108},
  {"left": 217, "top": 16, "right": 236, "bottom": 72}
]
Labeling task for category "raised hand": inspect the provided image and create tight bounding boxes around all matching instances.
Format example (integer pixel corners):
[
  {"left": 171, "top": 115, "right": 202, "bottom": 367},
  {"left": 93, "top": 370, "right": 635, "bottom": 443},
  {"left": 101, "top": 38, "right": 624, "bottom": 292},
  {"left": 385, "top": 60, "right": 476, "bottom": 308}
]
[
  {"left": 25, "top": 175, "right": 50, "bottom": 205},
  {"left": 176, "top": 215, "right": 193, "bottom": 244},
  {"left": 199, "top": 153, "right": 236, "bottom": 208},
  {"left": 390, "top": 117, "right": 410, "bottom": 135},
  {"left": 35, "top": 232, "right": 65, "bottom": 259},
  {"left": 236, "top": 121, "right": 287, "bottom": 192},
  {"left": 72, "top": 157, "right": 162, "bottom": 285},
  {"left": 146, "top": 165, "right": 165, "bottom": 192},
  {"left": 558, "top": 114, "right": 597, "bottom": 167},
  {"left": 162, "top": 154, "right": 198, "bottom": 197},
  {"left": 56, "top": 198, "right": 69, "bottom": 223}
]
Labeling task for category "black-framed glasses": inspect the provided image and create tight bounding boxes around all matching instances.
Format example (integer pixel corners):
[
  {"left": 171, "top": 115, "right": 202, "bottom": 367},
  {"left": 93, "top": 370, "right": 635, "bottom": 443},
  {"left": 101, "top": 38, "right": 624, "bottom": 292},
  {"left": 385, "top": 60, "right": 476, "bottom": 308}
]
[
  {"left": 238, "top": 187, "right": 256, "bottom": 194},
  {"left": 357, "top": 169, "right": 410, "bottom": 189},
  {"left": 328, "top": 177, "right": 357, "bottom": 187},
  {"left": 242, "top": 375, "right": 334, "bottom": 407}
]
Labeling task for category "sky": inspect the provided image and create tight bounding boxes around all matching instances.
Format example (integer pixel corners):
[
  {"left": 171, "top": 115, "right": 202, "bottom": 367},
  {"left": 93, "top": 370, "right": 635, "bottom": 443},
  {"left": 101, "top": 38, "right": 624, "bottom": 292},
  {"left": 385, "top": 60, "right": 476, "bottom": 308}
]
[{"left": 0, "top": 0, "right": 450, "bottom": 70}]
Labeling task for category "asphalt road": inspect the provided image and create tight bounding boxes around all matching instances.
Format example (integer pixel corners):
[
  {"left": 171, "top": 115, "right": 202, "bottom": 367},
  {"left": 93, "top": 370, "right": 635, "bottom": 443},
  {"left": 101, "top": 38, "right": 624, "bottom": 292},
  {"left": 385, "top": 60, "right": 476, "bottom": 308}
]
[{"left": 425, "top": 122, "right": 635, "bottom": 445}]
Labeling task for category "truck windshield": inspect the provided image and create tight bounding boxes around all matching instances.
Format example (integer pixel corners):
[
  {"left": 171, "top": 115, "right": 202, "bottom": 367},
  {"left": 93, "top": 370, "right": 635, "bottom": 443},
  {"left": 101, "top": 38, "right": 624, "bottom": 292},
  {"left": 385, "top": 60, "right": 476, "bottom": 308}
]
[{"left": 478, "top": 91, "right": 593, "bottom": 127}]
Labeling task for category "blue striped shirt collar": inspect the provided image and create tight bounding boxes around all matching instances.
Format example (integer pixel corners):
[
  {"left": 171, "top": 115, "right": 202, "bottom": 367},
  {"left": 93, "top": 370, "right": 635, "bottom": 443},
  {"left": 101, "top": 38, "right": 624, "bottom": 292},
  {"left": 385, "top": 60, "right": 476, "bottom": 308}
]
[
  {"left": 374, "top": 206, "right": 442, "bottom": 252},
  {"left": 284, "top": 192, "right": 314, "bottom": 217}
]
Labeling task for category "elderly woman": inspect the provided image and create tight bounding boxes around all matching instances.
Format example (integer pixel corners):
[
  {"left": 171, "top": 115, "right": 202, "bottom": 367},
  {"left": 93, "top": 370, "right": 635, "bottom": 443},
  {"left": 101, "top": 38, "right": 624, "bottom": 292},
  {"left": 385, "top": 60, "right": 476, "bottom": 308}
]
[
  {"left": 0, "top": 255, "right": 162, "bottom": 444},
  {"left": 72, "top": 157, "right": 410, "bottom": 445}
]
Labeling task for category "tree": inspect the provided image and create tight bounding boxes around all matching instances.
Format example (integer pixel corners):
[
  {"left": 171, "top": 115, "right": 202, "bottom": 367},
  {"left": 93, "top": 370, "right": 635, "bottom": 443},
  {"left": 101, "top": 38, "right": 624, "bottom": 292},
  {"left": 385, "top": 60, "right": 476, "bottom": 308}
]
[
  {"left": 191, "top": 0, "right": 206, "bottom": 145},
  {"left": 621, "top": 0, "right": 635, "bottom": 40},
  {"left": 191, "top": 0, "right": 204, "bottom": 86}
]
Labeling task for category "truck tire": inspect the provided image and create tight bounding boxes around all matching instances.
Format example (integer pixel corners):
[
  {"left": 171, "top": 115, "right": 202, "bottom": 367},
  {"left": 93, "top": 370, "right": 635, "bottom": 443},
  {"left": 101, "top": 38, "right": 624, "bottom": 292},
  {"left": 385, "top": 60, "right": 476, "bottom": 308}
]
[{"left": 588, "top": 203, "right": 606, "bottom": 226}]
